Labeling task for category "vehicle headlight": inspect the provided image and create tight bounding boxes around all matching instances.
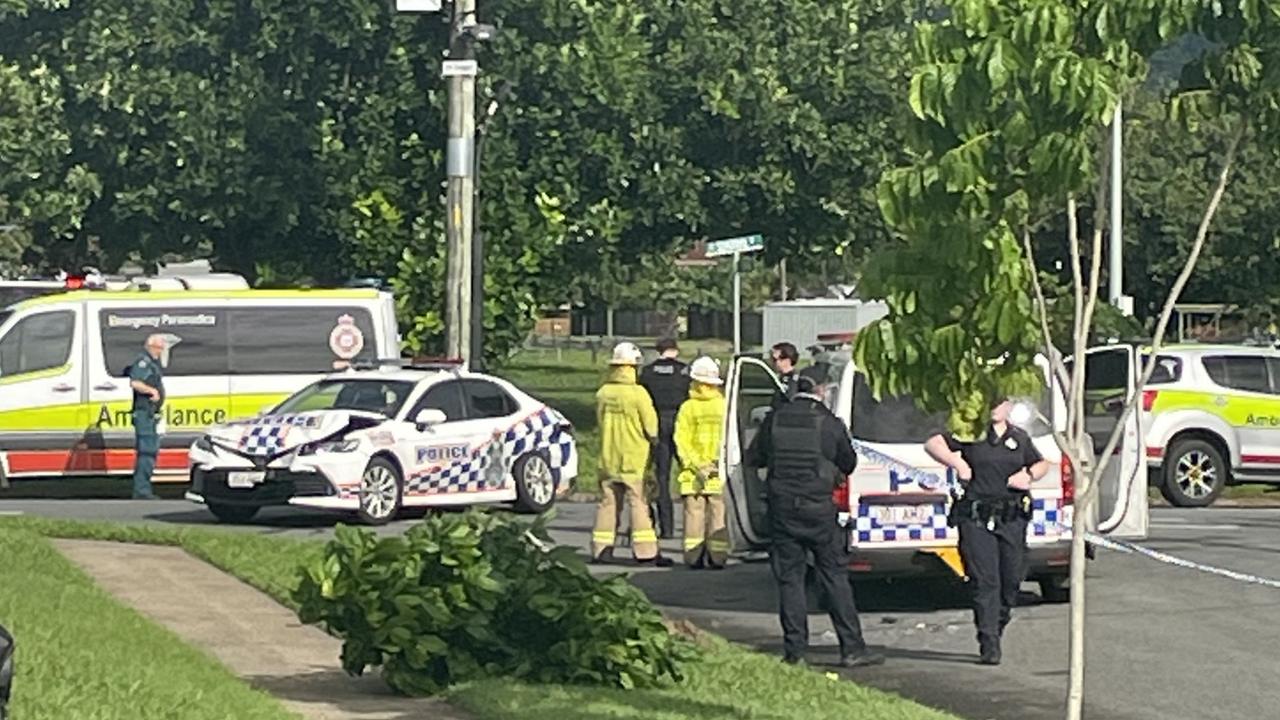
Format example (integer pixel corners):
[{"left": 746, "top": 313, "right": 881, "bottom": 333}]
[
  {"left": 194, "top": 435, "right": 214, "bottom": 453},
  {"left": 300, "top": 439, "right": 360, "bottom": 455}
]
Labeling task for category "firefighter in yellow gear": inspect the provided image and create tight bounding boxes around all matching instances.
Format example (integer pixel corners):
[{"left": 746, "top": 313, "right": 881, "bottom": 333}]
[
  {"left": 675, "top": 356, "right": 730, "bottom": 569},
  {"left": 591, "top": 342, "right": 673, "bottom": 567}
]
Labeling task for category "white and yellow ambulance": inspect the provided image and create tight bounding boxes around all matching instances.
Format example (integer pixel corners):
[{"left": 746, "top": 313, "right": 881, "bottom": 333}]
[
  {"left": 721, "top": 340, "right": 1149, "bottom": 601},
  {"left": 0, "top": 281, "right": 399, "bottom": 482}
]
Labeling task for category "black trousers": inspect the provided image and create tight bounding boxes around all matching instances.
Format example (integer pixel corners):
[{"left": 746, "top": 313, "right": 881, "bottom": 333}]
[
  {"left": 651, "top": 413, "right": 678, "bottom": 537},
  {"left": 769, "top": 496, "right": 867, "bottom": 659},
  {"left": 957, "top": 516, "right": 1029, "bottom": 645}
]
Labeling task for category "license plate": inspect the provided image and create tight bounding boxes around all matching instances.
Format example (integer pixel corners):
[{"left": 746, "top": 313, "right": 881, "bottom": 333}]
[
  {"left": 870, "top": 504, "right": 934, "bottom": 526},
  {"left": 227, "top": 471, "right": 265, "bottom": 488}
]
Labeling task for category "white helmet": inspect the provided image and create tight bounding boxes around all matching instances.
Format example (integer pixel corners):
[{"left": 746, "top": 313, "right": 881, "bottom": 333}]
[
  {"left": 689, "top": 356, "right": 723, "bottom": 385},
  {"left": 609, "top": 341, "right": 643, "bottom": 366}
]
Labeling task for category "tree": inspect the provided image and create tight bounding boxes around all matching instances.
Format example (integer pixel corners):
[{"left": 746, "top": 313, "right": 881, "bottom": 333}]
[{"left": 852, "top": 2, "right": 1262, "bottom": 717}]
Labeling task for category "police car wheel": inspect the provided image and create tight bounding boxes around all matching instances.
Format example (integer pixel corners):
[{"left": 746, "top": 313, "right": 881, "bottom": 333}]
[
  {"left": 1162, "top": 440, "right": 1227, "bottom": 508},
  {"left": 512, "top": 452, "right": 556, "bottom": 514},
  {"left": 208, "top": 503, "right": 259, "bottom": 524},
  {"left": 358, "top": 457, "right": 403, "bottom": 525}
]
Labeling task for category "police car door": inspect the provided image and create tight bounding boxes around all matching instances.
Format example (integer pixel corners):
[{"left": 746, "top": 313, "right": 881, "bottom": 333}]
[
  {"left": 1075, "top": 345, "right": 1149, "bottom": 538},
  {"left": 722, "top": 356, "right": 785, "bottom": 551}
]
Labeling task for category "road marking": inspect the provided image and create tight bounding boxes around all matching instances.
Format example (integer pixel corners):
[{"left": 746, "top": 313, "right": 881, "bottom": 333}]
[
  {"left": 1150, "top": 522, "right": 1242, "bottom": 531},
  {"left": 0, "top": 511, "right": 24, "bottom": 516}
]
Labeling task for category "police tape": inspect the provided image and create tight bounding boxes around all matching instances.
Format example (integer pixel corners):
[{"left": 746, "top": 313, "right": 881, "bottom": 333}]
[{"left": 1081, "top": 531, "right": 1280, "bottom": 590}]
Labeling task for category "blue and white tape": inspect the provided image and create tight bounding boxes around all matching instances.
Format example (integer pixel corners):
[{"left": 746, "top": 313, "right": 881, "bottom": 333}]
[{"left": 848, "top": 437, "right": 955, "bottom": 493}]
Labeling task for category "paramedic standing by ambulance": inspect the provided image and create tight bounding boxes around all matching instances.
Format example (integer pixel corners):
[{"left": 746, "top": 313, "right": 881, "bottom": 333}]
[
  {"left": 924, "top": 399, "right": 1049, "bottom": 666},
  {"left": 746, "top": 368, "right": 883, "bottom": 667},
  {"left": 674, "top": 356, "right": 729, "bottom": 569},
  {"left": 129, "top": 334, "right": 166, "bottom": 500},
  {"left": 591, "top": 342, "right": 674, "bottom": 567}
]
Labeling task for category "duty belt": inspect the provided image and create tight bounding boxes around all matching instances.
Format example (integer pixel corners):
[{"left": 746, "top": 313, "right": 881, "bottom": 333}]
[{"left": 949, "top": 495, "right": 1032, "bottom": 528}]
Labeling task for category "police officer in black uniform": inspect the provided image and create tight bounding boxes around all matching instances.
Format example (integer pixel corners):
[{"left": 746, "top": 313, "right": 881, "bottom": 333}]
[
  {"left": 925, "top": 398, "right": 1050, "bottom": 665},
  {"left": 747, "top": 367, "right": 884, "bottom": 668},
  {"left": 769, "top": 342, "right": 801, "bottom": 409},
  {"left": 639, "top": 338, "right": 690, "bottom": 539}
]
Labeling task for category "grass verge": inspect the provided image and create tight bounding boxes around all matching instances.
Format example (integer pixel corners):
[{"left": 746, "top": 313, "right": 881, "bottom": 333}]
[
  {"left": 0, "top": 526, "right": 294, "bottom": 720},
  {"left": 1, "top": 516, "right": 956, "bottom": 720}
]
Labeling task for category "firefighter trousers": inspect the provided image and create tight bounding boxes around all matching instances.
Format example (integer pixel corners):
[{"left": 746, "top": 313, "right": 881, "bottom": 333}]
[
  {"left": 592, "top": 479, "right": 659, "bottom": 561},
  {"left": 682, "top": 493, "right": 729, "bottom": 567}
]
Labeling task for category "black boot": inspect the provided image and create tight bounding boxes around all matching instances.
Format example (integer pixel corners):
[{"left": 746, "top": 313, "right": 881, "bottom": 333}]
[{"left": 978, "top": 638, "right": 1002, "bottom": 666}]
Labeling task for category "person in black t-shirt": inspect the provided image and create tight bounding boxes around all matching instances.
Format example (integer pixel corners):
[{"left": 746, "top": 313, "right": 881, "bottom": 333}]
[{"left": 925, "top": 398, "right": 1050, "bottom": 666}]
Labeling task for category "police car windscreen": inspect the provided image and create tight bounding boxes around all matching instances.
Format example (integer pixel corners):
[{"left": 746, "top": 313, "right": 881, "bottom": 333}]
[{"left": 274, "top": 379, "right": 415, "bottom": 418}]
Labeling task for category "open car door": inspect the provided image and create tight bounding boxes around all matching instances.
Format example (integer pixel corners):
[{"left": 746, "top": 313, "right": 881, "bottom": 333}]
[
  {"left": 1073, "top": 345, "right": 1149, "bottom": 539},
  {"left": 721, "top": 357, "right": 784, "bottom": 552}
]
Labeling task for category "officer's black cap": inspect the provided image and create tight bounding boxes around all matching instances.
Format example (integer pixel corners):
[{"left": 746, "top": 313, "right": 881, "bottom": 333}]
[{"left": 656, "top": 337, "right": 679, "bottom": 352}]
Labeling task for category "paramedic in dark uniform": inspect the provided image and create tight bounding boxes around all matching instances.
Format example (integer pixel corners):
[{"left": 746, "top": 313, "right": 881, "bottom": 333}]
[
  {"left": 128, "top": 334, "right": 167, "bottom": 500},
  {"left": 769, "top": 342, "right": 801, "bottom": 408},
  {"left": 639, "top": 338, "right": 690, "bottom": 539},
  {"left": 924, "top": 399, "right": 1050, "bottom": 665},
  {"left": 746, "top": 367, "right": 884, "bottom": 668}
]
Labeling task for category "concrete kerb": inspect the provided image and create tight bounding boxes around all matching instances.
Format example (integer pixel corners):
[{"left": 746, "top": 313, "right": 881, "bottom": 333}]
[{"left": 53, "top": 540, "right": 472, "bottom": 720}]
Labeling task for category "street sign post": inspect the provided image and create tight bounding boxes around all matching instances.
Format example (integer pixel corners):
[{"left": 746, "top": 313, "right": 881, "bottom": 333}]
[{"left": 706, "top": 234, "right": 764, "bottom": 355}]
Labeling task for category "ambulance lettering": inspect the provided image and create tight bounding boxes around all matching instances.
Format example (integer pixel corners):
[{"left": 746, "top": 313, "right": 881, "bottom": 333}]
[{"left": 97, "top": 404, "right": 228, "bottom": 428}]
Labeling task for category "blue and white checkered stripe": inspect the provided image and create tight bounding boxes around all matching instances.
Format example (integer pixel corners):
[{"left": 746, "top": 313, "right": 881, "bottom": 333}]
[
  {"left": 853, "top": 502, "right": 952, "bottom": 543},
  {"left": 239, "top": 424, "right": 292, "bottom": 456},
  {"left": 406, "top": 407, "right": 574, "bottom": 496},
  {"left": 501, "top": 408, "right": 574, "bottom": 482},
  {"left": 1031, "top": 497, "right": 1073, "bottom": 538}
]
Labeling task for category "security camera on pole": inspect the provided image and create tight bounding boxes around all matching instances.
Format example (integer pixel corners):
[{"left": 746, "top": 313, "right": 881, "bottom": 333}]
[
  {"left": 396, "top": 0, "right": 496, "bottom": 369},
  {"left": 705, "top": 234, "right": 764, "bottom": 356}
]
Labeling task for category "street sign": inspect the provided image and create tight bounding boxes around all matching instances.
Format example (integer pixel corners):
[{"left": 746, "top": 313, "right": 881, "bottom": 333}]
[
  {"left": 705, "top": 233, "right": 764, "bottom": 258},
  {"left": 441, "top": 60, "right": 479, "bottom": 78},
  {"left": 396, "top": 0, "right": 442, "bottom": 12}
]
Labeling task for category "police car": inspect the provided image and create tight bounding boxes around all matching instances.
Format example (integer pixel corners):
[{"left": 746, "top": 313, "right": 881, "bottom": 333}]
[
  {"left": 723, "top": 340, "right": 1150, "bottom": 603},
  {"left": 185, "top": 362, "right": 578, "bottom": 524}
]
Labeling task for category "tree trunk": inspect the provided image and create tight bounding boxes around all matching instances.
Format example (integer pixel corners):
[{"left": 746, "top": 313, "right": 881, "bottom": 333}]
[{"left": 1066, "top": 463, "right": 1092, "bottom": 719}]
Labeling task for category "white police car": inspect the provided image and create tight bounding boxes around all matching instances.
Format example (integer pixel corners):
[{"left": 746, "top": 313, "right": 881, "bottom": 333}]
[{"left": 185, "top": 363, "right": 577, "bottom": 524}]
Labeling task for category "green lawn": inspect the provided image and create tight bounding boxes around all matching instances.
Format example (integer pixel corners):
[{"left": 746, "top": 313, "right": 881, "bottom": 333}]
[
  {"left": 1, "top": 516, "right": 956, "bottom": 720},
  {"left": 0, "top": 526, "right": 295, "bottom": 720}
]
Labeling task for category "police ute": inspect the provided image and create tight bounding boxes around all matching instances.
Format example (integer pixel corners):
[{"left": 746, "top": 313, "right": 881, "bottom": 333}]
[
  {"left": 722, "top": 336, "right": 1150, "bottom": 602},
  {"left": 186, "top": 361, "right": 577, "bottom": 524}
]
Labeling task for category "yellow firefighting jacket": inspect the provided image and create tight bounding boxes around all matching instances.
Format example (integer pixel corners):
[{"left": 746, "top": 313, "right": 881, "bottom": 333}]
[
  {"left": 596, "top": 365, "right": 659, "bottom": 485},
  {"left": 675, "top": 382, "right": 726, "bottom": 496}
]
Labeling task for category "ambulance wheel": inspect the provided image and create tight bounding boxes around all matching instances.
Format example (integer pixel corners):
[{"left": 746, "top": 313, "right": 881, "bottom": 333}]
[
  {"left": 1038, "top": 575, "right": 1070, "bottom": 603},
  {"left": 1162, "top": 439, "right": 1227, "bottom": 508},
  {"left": 513, "top": 452, "right": 556, "bottom": 514},
  {"left": 358, "top": 457, "right": 403, "bottom": 525},
  {"left": 208, "top": 503, "right": 259, "bottom": 524}
]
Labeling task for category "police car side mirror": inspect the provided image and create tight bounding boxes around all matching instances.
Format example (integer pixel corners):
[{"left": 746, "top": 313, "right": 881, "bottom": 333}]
[{"left": 415, "top": 409, "right": 447, "bottom": 428}]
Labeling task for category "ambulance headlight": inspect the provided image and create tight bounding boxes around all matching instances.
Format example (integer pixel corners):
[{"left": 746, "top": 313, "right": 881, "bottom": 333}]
[{"left": 1008, "top": 400, "right": 1037, "bottom": 429}]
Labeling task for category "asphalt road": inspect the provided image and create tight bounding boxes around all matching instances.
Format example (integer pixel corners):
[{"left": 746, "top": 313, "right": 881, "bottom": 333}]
[{"left": 3, "top": 497, "right": 1278, "bottom": 720}]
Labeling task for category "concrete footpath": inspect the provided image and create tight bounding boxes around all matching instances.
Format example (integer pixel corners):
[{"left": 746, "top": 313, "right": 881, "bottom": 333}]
[{"left": 54, "top": 540, "right": 471, "bottom": 720}]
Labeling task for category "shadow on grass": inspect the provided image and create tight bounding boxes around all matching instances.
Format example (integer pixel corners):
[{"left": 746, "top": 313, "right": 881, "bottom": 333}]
[{"left": 247, "top": 668, "right": 464, "bottom": 720}]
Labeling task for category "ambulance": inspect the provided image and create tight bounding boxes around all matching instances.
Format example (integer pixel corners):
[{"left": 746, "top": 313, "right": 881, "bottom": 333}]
[
  {"left": 0, "top": 278, "right": 399, "bottom": 483},
  {"left": 721, "top": 337, "right": 1150, "bottom": 602}
]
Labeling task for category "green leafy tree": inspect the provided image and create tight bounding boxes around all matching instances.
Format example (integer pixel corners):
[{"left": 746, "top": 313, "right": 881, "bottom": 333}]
[{"left": 851, "top": 2, "right": 1272, "bottom": 716}]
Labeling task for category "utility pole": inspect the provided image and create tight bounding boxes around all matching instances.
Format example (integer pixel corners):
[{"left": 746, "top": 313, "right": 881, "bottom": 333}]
[
  {"left": 444, "top": 0, "right": 478, "bottom": 365},
  {"left": 1109, "top": 102, "right": 1125, "bottom": 313}
]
